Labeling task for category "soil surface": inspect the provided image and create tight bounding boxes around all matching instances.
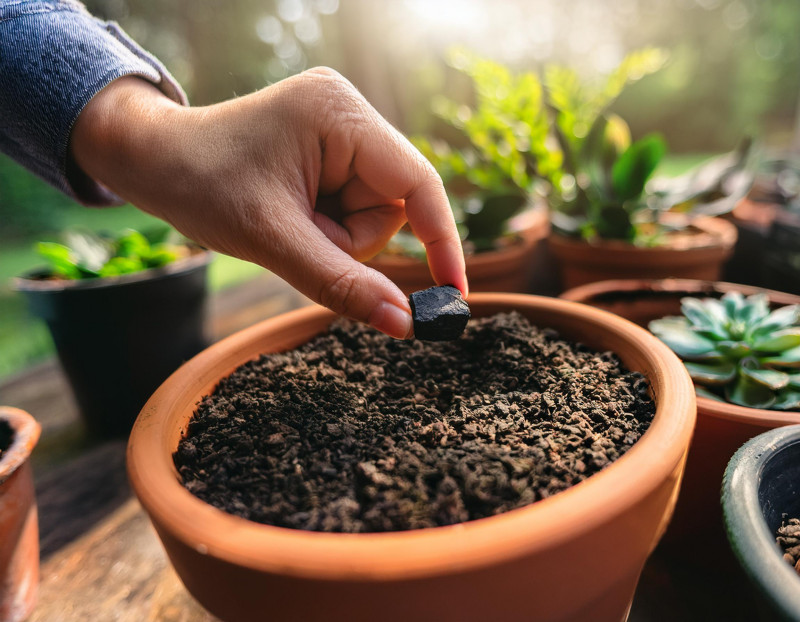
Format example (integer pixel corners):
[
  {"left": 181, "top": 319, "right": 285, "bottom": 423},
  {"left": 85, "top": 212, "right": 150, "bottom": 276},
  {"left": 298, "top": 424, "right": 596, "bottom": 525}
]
[
  {"left": 175, "top": 312, "right": 655, "bottom": 533},
  {"left": 0, "top": 419, "right": 13, "bottom": 460},
  {"left": 776, "top": 517, "right": 800, "bottom": 575}
]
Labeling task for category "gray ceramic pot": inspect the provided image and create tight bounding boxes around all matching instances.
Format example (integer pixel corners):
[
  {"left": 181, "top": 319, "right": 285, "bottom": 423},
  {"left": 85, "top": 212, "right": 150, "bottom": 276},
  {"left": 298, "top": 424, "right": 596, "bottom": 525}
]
[{"left": 722, "top": 424, "right": 800, "bottom": 621}]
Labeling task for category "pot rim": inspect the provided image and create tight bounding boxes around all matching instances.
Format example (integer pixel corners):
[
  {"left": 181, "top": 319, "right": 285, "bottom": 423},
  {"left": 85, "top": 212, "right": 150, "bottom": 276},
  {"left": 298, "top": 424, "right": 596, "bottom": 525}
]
[
  {"left": 0, "top": 407, "right": 41, "bottom": 486},
  {"left": 548, "top": 215, "right": 737, "bottom": 253},
  {"left": 561, "top": 278, "right": 800, "bottom": 428},
  {"left": 367, "top": 206, "right": 549, "bottom": 269},
  {"left": 722, "top": 425, "right": 800, "bottom": 619},
  {"left": 127, "top": 293, "right": 695, "bottom": 581},
  {"left": 13, "top": 248, "right": 213, "bottom": 293}
]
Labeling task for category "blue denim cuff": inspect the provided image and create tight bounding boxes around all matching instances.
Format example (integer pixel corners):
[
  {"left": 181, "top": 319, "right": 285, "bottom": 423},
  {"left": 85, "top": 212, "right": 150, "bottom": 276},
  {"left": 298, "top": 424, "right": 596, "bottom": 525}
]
[{"left": 0, "top": 0, "right": 187, "bottom": 205}]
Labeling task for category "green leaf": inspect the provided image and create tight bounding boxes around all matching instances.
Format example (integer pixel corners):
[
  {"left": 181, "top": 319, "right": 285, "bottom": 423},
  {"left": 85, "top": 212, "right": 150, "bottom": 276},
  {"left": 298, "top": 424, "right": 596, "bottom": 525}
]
[
  {"left": 786, "top": 372, "right": 800, "bottom": 390},
  {"left": 753, "top": 305, "right": 800, "bottom": 335},
  {"left": 736, "top": 293, "right": 770, "bottom": 325},
  {"left": 774, "top": 390, "right": 800, "bottom": 411},
  {"left": 695, "top": 386, "right": 725, "bottom": 402},
  {"left": 594, "top": 204, "right": 635, "bottom": 240},
  {"left": 115, "top": 229, "right": 150, "bottom": 258},
  {"left": 761, "top": 345, "right": 800, "bottom": 368},
  {"left": 716, "top": 340, "right": 752, "bottom": 359},
  {"left": 722, "top": 291, "right": 745, "bottom": 320},
  {"left": 610, "top": 134, "right": 666, "bottom": 202},
  {"left": 752, "top": 329, "right": 800, "bottom": 353},
  {"left": 740, "top": 364, "right": 790, "bottom": 390},
  {"left": 684, "top": 360, "right": 736, "bottom": 385},
  {"left": 649, "top": 321, "right": 717, "bottom": 359},
  {"left": 681, "top": 297, "right": 725, "bottom": 335},
  {"left": 35, "top": 242, "right": 82, "bottom": 279},
  {"left": 97, "top": 256, "right": 146, "bottom": 277},
  {"left": 725, "top": 375, "right": 777, "bottom": 410}
]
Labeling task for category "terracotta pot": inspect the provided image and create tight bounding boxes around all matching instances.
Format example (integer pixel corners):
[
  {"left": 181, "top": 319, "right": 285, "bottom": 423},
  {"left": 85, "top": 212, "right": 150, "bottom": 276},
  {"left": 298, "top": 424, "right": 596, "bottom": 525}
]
[
  {"left": 548, "top": 216, "right": 738, "bottom": 291},
  {"left": 0, "top": 407, "right": 41, "bottom": 622},
  {"left": 560, "top": 279, "right": 800, "bottom": 559},
  {"left": 15, "top": 251, "right": 212, "bottom": 438},
  {"left": 366, "top": 208, "right": 551, "bottom": 295},
  {"left": 722, "top": 425, "right": 800, "bottom": 621},
  {"left": 128, "top": 294, "right": 695, "bottom": 622}
]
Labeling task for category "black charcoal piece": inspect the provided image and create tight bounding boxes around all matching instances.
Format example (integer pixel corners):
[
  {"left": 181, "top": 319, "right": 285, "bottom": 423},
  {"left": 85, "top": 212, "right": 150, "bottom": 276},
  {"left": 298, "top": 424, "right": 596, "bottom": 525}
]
[{"left": 409, "top": 285, "right": 470, "bottom": 341}]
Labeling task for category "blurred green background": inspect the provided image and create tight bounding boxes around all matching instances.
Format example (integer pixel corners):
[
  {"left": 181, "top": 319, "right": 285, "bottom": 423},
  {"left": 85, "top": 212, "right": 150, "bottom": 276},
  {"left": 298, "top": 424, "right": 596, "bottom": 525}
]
[{"left": 2, "top": 0, "right": 800, "bottom": 379}]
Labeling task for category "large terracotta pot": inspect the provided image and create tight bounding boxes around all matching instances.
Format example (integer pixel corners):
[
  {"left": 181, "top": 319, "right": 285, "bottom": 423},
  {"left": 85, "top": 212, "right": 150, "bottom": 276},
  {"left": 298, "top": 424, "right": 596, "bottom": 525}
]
[
  {"left": 548, "top": 216, "right": 737, "bottom": 291},
  {"left": 128, "top": 294, "right": 695, "bottom": 622},
  {"left": 366, "top": 208, "right": 550, "bottom": 295},
  {"left": 560, "top": 279, "right": 800, "bottom": 558},
  {"left": 722, "top": 425, "right": 800, "bottom": 621},
  {"left": 0, "top": 407, "right": 41, "bottom": 622}
]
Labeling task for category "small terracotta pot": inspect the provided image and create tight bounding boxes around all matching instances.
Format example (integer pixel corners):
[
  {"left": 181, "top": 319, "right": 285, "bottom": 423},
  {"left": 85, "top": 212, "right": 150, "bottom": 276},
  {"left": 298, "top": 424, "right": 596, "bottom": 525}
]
[
  {"left": 0, "top": 407, "right": 41, "bottom": 622},
  {"left": 722, "top": 425, "right": 800, "bottom": 621},
  {"left": 128, "top": 294, "right": 695, "bottom": 622},
  {"left": 366, "top": 208, "right": 550, "bottom": 294},
  {"left": 560, "top": 279, "right": 800, "bottom": 559},
  {"left": 548, "top": 216, "right": 738, "bottom": 291}
]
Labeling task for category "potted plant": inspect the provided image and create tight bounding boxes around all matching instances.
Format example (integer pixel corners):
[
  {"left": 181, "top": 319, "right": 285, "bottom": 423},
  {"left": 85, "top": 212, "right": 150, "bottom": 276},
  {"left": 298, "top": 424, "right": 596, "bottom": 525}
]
[
  {"left": 128, "top": 294, "right": 695, "bottom": 622},
  {"left": 561, "top": 280, "right": 800, "bottom": 556},
  {"left": 0, "top": 406, "right": 41, "bottom": 622},
  {"left": 722, "top": 424, "right": 800, "bottom": 621},
  {"left": 367, "top": 51, "right": 554, "bottom": 294},
  {"left": 544, "top": 52, "right": 749, "bottom": 290},
  {"left": 14, "top": 227, "right": 212, "bottom": 438}
]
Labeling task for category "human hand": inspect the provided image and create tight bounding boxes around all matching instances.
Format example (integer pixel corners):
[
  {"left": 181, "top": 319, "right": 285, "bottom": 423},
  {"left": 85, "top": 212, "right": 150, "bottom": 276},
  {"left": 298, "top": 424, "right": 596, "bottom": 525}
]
[{"left": 69, "top": 69, "right": 467, "bottom": 339}]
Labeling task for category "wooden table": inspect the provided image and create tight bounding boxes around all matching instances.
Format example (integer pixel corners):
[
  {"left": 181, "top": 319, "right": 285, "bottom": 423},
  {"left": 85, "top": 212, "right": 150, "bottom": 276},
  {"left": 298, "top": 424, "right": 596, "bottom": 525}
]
[{"left": 1, "top": 271, "right": 760, "bottom": 621}]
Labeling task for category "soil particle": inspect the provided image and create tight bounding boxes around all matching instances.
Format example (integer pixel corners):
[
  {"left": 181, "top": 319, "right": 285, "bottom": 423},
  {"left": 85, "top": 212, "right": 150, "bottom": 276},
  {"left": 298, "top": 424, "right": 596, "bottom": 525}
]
[
  {"left": 175, "top": 312, "right": 655, "bottom": 533},
  {"left": 776, "top": 516, "right": 800, "bottom": 575}
]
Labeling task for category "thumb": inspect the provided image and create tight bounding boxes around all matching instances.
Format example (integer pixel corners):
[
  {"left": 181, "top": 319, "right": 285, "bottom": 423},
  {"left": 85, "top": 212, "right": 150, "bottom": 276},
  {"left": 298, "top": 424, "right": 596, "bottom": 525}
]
[{"left": 269, "top": 223, "right": 413, "bottom": 339}]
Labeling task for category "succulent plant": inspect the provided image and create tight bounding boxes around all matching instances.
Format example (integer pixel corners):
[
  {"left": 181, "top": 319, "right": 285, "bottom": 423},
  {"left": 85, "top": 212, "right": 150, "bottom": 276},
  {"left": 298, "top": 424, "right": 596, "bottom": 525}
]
[{"left": 649, "top": 292, "right": 800, "bottom": 410}]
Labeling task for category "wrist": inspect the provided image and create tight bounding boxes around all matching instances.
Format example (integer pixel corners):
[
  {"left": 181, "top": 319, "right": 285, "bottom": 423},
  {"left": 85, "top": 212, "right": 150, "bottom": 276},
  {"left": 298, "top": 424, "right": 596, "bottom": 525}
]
[{"left": 69, "top": 76, "right": 187, "bottom": 205}]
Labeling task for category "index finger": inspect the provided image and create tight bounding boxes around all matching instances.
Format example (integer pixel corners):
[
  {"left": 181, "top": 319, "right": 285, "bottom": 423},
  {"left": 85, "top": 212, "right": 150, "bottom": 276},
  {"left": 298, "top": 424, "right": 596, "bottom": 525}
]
[{"left": 351, "top": 120, "right": 469, "bottom": 297}]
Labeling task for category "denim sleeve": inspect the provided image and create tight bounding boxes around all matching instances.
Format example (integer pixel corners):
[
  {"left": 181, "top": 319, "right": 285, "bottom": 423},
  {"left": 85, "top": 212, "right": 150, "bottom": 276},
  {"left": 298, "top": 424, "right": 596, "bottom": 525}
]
[{"left": 0, "top": 0, "right": 187, "bottom": 205}]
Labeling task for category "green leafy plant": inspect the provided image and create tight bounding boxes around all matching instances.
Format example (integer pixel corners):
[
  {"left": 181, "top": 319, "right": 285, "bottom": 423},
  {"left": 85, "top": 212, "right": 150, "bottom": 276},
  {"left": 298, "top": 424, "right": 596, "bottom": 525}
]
[
  {"left": 649, "top": 292, "right": 800, "bottom": 410},
  {"left": 35, "top": 227, "right": 188, "bottom": 280},
  {"left": 546, "top": 49, "right": 754, "bottom": 245},
  {"left": 408, "top": 49, "right": 565, "bottom": 254}
]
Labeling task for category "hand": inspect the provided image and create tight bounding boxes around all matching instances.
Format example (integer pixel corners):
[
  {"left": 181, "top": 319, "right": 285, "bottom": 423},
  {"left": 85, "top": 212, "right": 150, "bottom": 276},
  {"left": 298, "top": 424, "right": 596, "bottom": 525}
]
[{"left": 69, "top": 69, "right": 468, "bottom": 339}]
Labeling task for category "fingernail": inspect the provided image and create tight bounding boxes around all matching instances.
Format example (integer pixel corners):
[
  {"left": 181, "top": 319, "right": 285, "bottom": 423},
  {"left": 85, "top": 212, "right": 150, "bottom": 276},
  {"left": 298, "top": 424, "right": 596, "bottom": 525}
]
[{"left": 369, "top": 302, "right": 413, "bottom": 339}]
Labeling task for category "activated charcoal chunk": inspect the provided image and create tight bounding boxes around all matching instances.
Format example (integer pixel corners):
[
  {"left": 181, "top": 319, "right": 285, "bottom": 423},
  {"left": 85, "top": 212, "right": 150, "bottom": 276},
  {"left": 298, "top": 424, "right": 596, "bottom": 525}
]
[{"left": 409, "top": 285, "right": 470, "bottom": 341}]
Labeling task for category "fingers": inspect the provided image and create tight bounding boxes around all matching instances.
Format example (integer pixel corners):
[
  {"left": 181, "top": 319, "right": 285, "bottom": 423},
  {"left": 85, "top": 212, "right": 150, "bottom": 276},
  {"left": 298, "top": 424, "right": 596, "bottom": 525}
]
[
  {"left": 307, "top": 68, "right": 468, "bottom": 297},
  {"left": 267, "top": 217, "right": 414, "bottom": 339}
]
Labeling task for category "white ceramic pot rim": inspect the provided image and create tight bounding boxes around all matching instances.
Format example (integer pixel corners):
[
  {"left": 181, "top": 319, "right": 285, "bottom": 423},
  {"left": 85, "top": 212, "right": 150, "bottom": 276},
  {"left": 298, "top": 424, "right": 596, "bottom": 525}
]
[{"left": 127, "top": 294, "right": 696, "bottom": 581}]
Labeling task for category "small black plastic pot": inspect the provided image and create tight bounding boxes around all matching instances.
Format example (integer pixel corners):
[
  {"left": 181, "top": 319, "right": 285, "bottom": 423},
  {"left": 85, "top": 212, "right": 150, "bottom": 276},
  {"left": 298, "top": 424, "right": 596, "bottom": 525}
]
[
  {"left": 15, "top": 251, "right": 212, "bottom": 438},
  {"left": 722, "top": 424, "right": 800, "bottom": 621}
]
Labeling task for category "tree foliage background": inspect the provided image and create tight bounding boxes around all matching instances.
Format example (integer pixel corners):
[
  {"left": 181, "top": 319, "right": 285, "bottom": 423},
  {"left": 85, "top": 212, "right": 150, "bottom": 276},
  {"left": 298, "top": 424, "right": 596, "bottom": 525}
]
[{"left": 3, "top": 0, "right": 800, "bottom": 240}]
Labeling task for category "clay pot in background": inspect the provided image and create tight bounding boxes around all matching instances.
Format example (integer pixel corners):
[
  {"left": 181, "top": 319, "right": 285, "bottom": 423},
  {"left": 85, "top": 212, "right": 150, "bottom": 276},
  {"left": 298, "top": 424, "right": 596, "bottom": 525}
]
[
  {"left": 0, "top": 407, "right": 41, "bottom": 622},
  {"left": 723, "top": 425, "right": 800, "bottom": 621},
  {"left": 128, "top": 294, "right": 695, "bottom": 622},
  {"left": 366, "top": 208, "right": 552, "bottom": 295},
  {"left": 548, "top": 216, "right": 737, "bottom": 291},
  {"left": 561, "top": 278, "right": 800, "bottom": 561}
]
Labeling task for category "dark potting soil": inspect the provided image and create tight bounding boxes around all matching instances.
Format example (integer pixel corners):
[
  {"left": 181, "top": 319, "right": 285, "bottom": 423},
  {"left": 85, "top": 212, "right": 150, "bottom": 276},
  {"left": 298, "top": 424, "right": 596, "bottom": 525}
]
[
  {"left": 0, "top": 419, "right": 13, "bottom": 460},
  {"left": 175, "top": 312, "right": 655, "bottom": 533},
  {"left": 776, "top": 516, "right": 800, "bottom": 575}
]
